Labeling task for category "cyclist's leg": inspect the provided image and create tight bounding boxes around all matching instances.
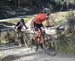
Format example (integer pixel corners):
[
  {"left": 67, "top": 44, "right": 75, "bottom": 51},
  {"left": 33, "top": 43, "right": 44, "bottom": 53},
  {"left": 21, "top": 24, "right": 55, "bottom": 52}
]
[
  {"left": 40, "top": 32, "right": 46, "bottom": 49},
  {"left": 40, "top": 29, "right": 52, "bottom": 49},
  {"left": 40, "top": 43, "right": 43, "bottom": 49},
  {"left": 33, "top": 22, "right": 46, "bottom": 50},
  {"left": 17, "top": 30, "right": 22, "bottom": 46},
  {"left": 33, "top": 23, "right": 41, "bottom": 50},
  {"left": 35, "top": 43, "right": 39, "bottom": 51},
  {"left": 38, "top": 24, "right": 45, "bottom": 49},
  {"left": 33, "top": 22, "right": 40, "bottom": 41},
  {"left": 21, "top": 31, "right": 26, "bottom": 46}
]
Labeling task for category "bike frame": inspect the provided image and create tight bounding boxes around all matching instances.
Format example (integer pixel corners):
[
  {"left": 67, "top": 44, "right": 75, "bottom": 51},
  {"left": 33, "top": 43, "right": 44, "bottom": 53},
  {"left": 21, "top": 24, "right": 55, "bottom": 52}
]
[{"left": 33, "top": 27, "right": 47, "bottom": 46}]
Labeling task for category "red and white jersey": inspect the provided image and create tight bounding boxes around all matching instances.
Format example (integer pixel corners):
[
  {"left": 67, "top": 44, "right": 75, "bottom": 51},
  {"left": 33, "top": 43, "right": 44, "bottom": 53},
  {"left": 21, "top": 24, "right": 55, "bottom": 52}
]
[{"left": 34, "top": 13, "right": 48, "bottom": 24}]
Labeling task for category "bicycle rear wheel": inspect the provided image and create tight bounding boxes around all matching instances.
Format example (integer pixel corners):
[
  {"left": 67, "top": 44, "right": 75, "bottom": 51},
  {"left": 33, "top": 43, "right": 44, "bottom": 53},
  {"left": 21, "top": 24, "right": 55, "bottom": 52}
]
[{"left": 43, "top": 35, "right": 57, "bottom": 56}]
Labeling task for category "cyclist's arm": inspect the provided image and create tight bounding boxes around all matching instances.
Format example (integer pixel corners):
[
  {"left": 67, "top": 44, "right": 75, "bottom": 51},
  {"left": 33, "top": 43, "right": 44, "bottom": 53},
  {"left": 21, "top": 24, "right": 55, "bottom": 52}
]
[
  {"left": 30, "top": 17, "right": 36, "bottom": 28},
  {"left": 16, "top": 22, "right": 19, "bottom": 26},
  {"left": 46, "top": 16, "right": 50, "bottom": 27},
  {"left": 15, "top": 22, "right": 20, "bottom": 28},
  {"left": 23, "top": 22, "right": 28, "bottom": 29}
]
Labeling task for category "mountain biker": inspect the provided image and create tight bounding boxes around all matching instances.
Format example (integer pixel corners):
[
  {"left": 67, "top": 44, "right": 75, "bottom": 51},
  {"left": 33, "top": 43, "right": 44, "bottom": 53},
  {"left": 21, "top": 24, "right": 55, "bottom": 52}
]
[
  {"left": 15, "top": 18, "right": 28, "bottom": 32},
  {"left": 30, "top": 10, "right": 50, "bottom": 51},
  {"left": 15, "top": 18, "right": 28, "bottom": 46}
]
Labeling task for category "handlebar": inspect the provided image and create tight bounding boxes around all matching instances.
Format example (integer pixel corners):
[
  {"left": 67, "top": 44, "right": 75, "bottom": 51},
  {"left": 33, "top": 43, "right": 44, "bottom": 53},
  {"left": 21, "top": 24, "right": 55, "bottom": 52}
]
[{"left": 30, "top": 26, "right": 57, "bottom": 31}]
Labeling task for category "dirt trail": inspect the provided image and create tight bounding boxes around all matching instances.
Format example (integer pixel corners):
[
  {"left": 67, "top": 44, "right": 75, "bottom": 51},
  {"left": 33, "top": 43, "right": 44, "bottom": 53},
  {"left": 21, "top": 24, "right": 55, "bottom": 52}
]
[{"left": 0, "top": 45, "right": 75, "bottom": 61}]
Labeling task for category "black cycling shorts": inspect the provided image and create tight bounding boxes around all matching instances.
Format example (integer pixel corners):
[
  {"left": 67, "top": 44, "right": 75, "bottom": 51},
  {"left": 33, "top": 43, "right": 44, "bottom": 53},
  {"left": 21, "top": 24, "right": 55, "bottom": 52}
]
[{"left": 34, "top": 22, "right": 43, "bottom": 31}]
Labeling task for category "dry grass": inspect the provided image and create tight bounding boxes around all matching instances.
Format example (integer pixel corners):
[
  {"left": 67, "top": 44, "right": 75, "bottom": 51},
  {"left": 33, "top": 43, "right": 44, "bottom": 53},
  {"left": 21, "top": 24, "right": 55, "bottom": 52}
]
[{"left": 0, "top": 11, "right": 75, "bottom": 26}]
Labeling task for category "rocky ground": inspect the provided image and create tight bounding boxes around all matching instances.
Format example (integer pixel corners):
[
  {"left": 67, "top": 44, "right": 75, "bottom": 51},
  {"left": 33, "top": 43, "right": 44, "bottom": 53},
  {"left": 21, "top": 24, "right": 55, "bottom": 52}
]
[{"left": 0, "top": 44, "right": 75, "bottom": 61}]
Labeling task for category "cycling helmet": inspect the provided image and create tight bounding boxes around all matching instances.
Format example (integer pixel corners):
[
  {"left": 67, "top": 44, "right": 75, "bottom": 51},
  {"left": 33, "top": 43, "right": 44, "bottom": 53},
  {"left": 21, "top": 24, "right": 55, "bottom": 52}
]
[{"left": 20, "top": 18, "right": 24, "bottom": 22}]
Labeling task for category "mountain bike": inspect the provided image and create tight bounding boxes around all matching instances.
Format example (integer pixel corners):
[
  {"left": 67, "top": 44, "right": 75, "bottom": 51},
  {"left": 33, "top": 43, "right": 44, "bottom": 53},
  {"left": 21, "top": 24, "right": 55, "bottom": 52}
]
[
  {"left": 31, "top": 27, "right": 57, "bottom": 55},
  {"left": 15, "top": 26, "right": 32, "bottom": 47}
]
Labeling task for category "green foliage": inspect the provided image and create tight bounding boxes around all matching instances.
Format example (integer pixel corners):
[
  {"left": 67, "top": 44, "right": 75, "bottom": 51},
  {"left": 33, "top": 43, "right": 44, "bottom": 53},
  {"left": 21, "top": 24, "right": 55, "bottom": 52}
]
[
  {"left": 57, "top": 30, "right": 75, "bottom": 54},
  {"left": 0, "top": 30, "right": 16, "bottom": 44}
]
